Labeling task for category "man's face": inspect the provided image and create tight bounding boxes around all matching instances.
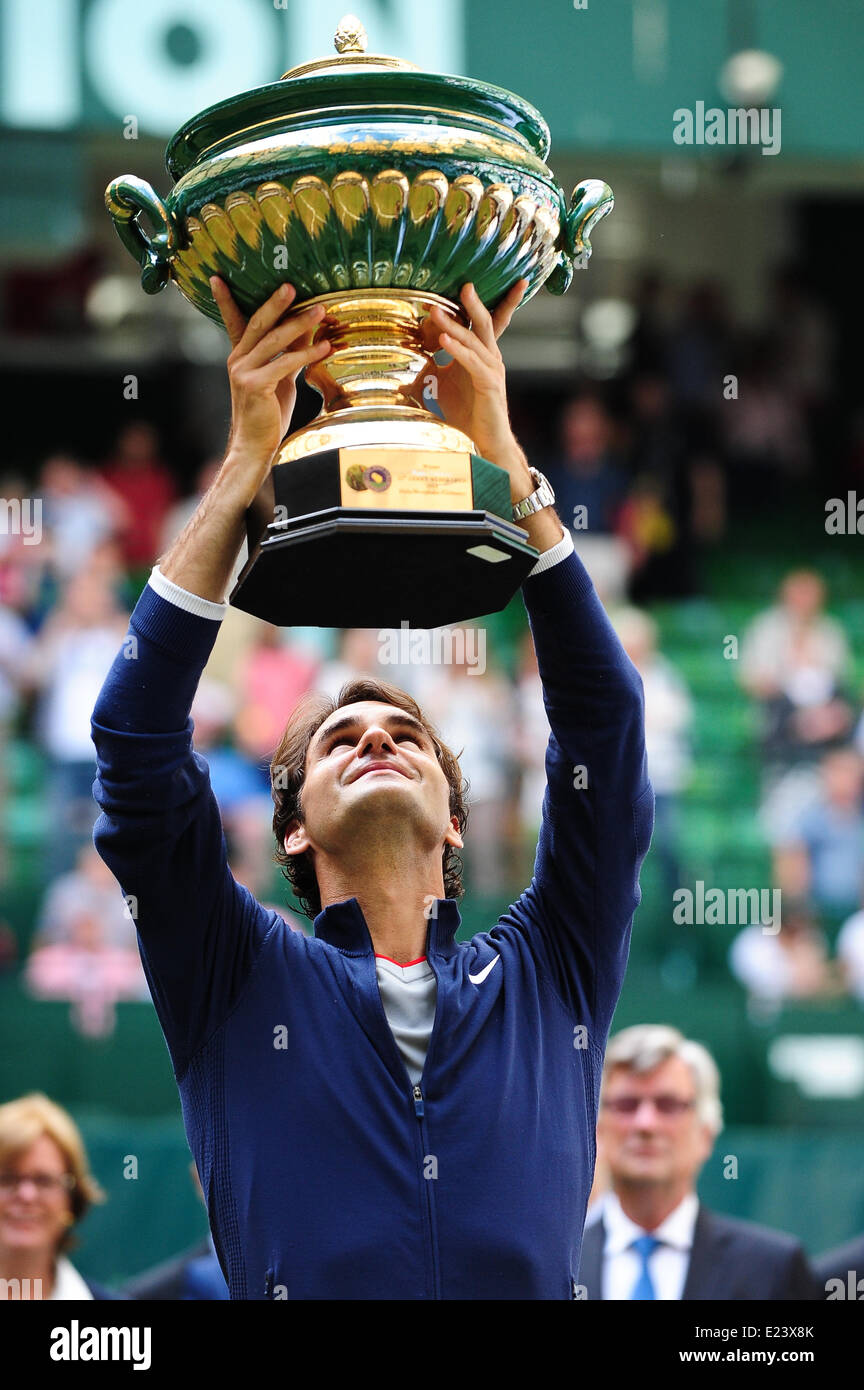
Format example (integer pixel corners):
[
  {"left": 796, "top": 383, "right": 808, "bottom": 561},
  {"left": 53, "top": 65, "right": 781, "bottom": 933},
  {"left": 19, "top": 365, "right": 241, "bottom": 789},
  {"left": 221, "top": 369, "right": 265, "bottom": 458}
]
[
  {"left": 283, "top": 701, "right": 462, "bottom": 862},
  {"left": 597, "top": 1058, "right": 714, "bottom": 1192}
]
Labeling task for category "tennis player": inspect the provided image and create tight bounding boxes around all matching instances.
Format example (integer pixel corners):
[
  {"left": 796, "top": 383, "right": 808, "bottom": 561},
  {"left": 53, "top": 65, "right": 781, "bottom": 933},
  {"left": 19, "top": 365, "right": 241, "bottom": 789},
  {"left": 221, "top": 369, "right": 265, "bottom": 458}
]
[{"left": 91, "top": 276, "right": 654, "bottom": 1300}]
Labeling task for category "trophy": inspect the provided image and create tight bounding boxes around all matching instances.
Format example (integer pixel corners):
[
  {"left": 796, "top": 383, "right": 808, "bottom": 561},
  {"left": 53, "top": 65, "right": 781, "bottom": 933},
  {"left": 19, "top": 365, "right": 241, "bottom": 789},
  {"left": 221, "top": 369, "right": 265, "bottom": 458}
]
[{"left": 105, "top": 15, "right": 612, "bottom": 629}]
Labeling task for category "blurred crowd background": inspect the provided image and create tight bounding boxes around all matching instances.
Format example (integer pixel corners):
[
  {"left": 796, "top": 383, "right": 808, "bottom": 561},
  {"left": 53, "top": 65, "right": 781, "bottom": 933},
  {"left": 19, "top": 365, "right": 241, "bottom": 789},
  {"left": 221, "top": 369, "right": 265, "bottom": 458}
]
[{"left": 0, "top": 0, "right": 863, "bottom": 1294}]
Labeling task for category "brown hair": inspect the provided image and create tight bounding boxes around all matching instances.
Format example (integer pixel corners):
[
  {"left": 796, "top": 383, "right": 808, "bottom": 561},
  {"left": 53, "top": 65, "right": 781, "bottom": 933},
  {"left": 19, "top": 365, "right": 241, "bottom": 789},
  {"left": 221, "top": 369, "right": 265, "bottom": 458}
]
[
  {"left": 0, "top": 1092, "right": 106, "bottom": 1251},
  {"left": 271, "top": 678, "right": 468, "bottom": 919}
]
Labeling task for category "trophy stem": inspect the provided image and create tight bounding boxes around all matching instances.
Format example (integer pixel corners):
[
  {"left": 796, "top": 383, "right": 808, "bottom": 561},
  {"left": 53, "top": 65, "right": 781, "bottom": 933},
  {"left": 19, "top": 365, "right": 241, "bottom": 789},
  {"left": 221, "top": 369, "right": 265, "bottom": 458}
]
[
  {"left": 278, "top": 288, "right": 476, "bottom": 463},
  {"left": 302, "top": 287, "right": 463, "bottom": 410}
]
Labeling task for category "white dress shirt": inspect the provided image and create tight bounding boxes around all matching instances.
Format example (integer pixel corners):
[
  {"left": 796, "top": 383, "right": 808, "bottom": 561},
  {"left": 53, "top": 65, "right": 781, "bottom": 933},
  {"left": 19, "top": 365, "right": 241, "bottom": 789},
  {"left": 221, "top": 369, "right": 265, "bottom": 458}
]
[
  {"left": 599, "top": 1190, "right": 700, "bottom": 1300},
  {"left": 50, "top": 1254, "right": 94, "bottom": 1300}
]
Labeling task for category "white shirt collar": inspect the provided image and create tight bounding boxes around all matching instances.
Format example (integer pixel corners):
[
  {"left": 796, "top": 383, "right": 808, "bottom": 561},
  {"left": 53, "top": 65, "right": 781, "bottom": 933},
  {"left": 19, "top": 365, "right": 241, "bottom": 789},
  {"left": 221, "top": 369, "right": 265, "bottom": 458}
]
[
  {"left": 50, "top": 1254, "right": 94, "bottom": 1300},
  {"left": 602, "top": 1190, "right": 699, "bottom": 1255}
]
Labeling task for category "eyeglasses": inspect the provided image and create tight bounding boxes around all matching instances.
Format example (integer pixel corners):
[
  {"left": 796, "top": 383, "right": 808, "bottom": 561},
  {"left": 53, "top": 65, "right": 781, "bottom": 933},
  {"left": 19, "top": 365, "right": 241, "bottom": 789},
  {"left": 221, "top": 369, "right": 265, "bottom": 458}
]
[
  {"left": 602, "top": 1095, "right": 697, "bottom": 1117},
  {"left": 0, "top": 1172, "right": 76, "bottom": 1194}
]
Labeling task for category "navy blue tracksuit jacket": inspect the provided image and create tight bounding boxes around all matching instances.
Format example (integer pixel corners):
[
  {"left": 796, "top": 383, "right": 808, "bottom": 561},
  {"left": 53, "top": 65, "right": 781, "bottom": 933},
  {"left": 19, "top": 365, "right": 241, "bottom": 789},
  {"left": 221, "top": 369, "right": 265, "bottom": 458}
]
[{"left": 91, "top": 547, "right": 653, "bottom": 1299}]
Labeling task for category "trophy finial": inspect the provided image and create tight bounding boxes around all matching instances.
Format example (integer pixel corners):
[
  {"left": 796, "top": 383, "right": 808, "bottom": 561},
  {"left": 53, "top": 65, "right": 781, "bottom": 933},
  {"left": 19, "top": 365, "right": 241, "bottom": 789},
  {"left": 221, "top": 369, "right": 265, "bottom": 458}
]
[{"left": 334, "top": 16, "right": 368, "bottom": 54}]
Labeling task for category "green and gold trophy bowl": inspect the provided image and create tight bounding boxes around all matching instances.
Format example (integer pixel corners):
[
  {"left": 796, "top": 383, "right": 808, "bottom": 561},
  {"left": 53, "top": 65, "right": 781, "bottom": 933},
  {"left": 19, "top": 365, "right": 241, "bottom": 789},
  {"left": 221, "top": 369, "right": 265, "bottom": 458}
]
[{"left": 105, "top": 15, "right": 613, "bottom": 629}]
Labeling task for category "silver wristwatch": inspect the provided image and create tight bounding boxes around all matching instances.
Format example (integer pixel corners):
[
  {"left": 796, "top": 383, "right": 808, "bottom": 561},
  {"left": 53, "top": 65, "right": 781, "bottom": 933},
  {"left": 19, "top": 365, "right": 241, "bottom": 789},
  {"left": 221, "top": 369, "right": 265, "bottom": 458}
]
[{"left": 511, "top": 467, "right": 556, "bottom": 521}]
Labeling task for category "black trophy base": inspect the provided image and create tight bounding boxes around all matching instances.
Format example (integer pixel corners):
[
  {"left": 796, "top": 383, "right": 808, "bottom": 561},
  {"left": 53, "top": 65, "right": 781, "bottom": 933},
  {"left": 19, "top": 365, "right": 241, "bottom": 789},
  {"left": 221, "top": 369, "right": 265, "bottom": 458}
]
[{"left": 229, "top": 508, "right": 539, "bottom": 629}]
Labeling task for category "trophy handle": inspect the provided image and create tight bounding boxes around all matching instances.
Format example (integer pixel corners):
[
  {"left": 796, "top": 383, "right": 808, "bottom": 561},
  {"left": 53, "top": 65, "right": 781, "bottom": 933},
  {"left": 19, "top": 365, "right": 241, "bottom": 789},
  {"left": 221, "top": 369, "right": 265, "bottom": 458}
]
[
  {"left": 105, "top": 176, "right": 179, "bottom": 294},
  {"left": 546, "top": 178, "right": 614, "bottom": 295}
]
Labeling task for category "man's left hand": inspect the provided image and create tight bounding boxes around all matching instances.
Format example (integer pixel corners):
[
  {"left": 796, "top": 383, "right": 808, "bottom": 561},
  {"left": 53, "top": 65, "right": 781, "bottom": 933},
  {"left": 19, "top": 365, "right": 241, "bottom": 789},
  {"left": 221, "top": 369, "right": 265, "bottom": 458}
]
[{"left": 417, "top": 279, "right": 529, "bottom": 490}]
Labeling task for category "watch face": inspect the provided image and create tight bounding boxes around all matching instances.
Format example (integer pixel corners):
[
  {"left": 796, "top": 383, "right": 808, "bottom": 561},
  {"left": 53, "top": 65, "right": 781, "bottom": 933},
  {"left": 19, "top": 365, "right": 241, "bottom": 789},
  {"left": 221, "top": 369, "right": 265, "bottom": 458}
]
[{"left": 532, "top": 470, "right": 554, "bottom": 503}]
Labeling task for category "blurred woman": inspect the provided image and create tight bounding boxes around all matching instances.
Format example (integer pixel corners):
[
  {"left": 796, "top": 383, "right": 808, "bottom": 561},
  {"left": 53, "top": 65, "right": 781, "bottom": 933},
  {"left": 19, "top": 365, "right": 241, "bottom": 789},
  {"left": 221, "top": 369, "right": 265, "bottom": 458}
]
[{"left": 0, "top": 1092, "right": 114, "bottom": 1299}]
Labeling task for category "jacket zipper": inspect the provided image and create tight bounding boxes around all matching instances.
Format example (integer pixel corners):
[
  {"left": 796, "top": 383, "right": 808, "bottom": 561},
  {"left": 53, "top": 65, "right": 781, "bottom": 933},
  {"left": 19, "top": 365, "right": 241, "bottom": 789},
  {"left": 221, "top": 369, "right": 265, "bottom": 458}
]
[
  {"left": 412, "top": 1082, "right": 441, "bottom": 1299},
  {"left": 367, "top": 944, "right": 444, "bottom": 1299}
]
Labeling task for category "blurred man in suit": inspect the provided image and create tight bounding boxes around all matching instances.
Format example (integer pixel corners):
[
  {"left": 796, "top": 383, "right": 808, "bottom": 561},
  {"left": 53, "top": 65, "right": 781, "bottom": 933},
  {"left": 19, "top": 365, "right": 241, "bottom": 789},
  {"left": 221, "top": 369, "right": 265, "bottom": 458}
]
[
  {"left": 815, "top": 1234, "right": 864, "bottom": 1300},
  {"left": 123, "top": 1163, "right": 228, "bottom": 1301},
  {"left": 578, "top": 1025, "right": 819, "bottom": 1300},
  {"left": 124, "top": 1235, "right": 228, "bottom": 1301}
]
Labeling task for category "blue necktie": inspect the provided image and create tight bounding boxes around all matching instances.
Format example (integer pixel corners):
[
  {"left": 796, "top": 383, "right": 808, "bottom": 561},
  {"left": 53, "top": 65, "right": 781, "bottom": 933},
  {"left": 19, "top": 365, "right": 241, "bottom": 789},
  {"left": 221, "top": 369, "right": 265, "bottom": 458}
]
[{"left": 630, "top": 1234, "right": 661, "bottom": 1299}]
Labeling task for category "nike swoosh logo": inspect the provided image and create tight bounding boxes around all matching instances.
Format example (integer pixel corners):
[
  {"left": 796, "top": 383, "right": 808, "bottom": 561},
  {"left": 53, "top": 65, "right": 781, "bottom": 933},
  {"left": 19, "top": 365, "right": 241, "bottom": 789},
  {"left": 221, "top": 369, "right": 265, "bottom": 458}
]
[{"left": 469, "top": 954, "right": 501, "bottom": 986}]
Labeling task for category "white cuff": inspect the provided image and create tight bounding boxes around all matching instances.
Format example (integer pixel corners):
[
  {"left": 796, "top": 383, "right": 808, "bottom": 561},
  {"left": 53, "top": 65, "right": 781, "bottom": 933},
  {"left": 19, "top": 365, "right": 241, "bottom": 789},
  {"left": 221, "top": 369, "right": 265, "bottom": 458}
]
[
  {"left": 148, "top": 565, "right": 229, "bottom": 621},
  {"left": 526, "top": 527, "right": 574, "bottom": 578}
]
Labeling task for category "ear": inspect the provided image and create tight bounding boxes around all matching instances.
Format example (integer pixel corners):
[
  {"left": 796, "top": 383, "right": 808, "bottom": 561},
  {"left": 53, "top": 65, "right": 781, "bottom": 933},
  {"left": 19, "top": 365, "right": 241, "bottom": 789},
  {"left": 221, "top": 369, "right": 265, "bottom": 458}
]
[
  {"left": 444, "top": 814, "right": 464, "bottom": 850},
  {"left": 696, "top": 1123, "right": 715, "bottom": 1166},
  {"left": 283, "top": 818, "right": 312, "bottom": 857}
]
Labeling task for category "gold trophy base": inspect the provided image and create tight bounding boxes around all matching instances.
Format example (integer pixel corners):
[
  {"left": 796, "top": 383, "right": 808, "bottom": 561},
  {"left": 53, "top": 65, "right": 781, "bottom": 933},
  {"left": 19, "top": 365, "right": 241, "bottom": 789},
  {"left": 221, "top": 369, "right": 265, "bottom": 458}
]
[{"left": 277, "top": 405, "right": 476, "bottom": 465}]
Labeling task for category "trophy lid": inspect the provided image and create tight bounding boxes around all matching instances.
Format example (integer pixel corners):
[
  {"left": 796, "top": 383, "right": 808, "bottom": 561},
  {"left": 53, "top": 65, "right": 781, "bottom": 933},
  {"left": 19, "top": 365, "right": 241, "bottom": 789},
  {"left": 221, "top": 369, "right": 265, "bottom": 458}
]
[
  {"left": 166, "top": 15, "right": 551, "bottom": 180},
  {"left": 280, "top": 15, "right": 420, "bottom": 80}
]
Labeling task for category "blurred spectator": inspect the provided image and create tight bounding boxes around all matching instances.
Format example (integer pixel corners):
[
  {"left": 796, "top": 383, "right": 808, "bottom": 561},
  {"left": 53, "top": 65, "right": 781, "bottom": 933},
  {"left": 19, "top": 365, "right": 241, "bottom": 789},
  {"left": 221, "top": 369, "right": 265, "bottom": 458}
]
[
  {"left": 32, "top": 844, "right": 137, "bottom": 951},
  {"left": 615, "top": 607, "right": 693, "bottom": 900},
  {"left": 100, "top": 422, "right": 177, "bottom": 570},
  {"left": 315, "top": 627, "right": 382, "bottom": 701},
  {"left": 234, "top": 623, "right": 320, "bottom": 765},
  {"left": 226, "top": 628, "right": 320, "bottom": 895},
  {"left": 720, "top": 334, "right": 809, "bottom": 505},
  {"left": 771, "top": 748, "right": 864, "bottom": 922},
  {"left": 191, "top": 677, "right": 263, "bottom": 814},
  {"left": 546, "top": 394, "right": 629, "bottom": 534},
  {"left": 190, "top": 678, "right": 274, "bottom": 900},
  {"left": 26, "top": 845, "right": 148, "bottom": 1038},
  {"left": 0, "top": 1092, "right": 115, "bottom": 1299},
  {"left": 0, "top": 472, "right": 47, "bottom": 615},
  {"left": 729, "top": 899, "right": 840, "bottom": 1013},
  {"left": 20, "top": 571, "right": 128, "bottom": 877},
  {"left": 38, "top": 454, "right": 130, "bottom": 582},
  {"left": 765, "top": 263, "right": 833, "bottom": 419},
  {"left": 545, "top": 394, "right": 631, "bottom": 601},
  {"left": 616, "top": 476, "right": 678, "bottom": 603},
  {"left": 619, "top": 371, "right": 695, "bottom": 600},
  {"left": 687, "top": 455, "right": 727, "bottom": 546},
  {"left": 25, "top": 908, "right": 148, "bottom": 1038},
  {"left": 740, "top": 570, "right": 854, "bottom": 825},
  {"left": 579, "top": 1025, "right": 819, "bottom": 1299},
  {"left": 413, "top": 636, "right": 517, "bottom": 898},
  {"left": 0, "top": 598, "right": 32, "bottom": 882},
  {"left": 836, "top": 902, "right": 864, "bottom": 1005}
]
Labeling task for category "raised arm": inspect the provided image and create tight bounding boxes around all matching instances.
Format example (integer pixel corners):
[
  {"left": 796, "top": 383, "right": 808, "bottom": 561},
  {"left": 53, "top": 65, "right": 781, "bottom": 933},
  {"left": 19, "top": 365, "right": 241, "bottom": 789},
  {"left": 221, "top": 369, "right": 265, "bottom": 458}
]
[
  {"left": 423, "top": 287, "right": 651, "bottom": 1040},
  {"left": 158, "top": 277, "right": 330, "bottom": 599},
  {"left": 91, "top": 282, "right": 330, "bottom": 1076},
  {"left": 499, "top": 553, "right": 653, "bottom": 1043}
]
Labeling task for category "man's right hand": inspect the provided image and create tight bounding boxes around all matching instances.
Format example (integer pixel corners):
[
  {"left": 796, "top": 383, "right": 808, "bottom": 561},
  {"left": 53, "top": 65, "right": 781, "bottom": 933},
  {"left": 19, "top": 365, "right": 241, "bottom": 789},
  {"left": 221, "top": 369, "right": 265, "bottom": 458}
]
[
  {"left": 210, "top": 277, "right": 331, "bottom": 470},
  {"left": 155, "top": 281, "right": 331, "bottom": 602}
]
